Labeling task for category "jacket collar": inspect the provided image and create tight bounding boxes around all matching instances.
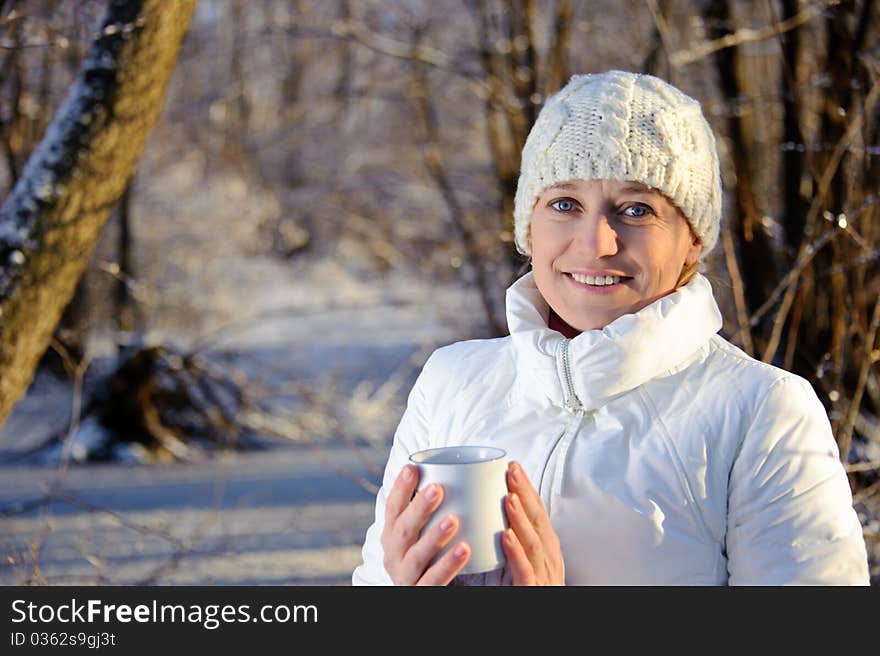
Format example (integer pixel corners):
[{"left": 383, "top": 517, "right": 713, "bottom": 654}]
[{"left": 506, "top": 271, "right": 723, "bottom": 411}]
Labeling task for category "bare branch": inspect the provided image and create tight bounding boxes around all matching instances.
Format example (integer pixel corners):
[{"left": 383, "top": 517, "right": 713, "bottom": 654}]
[
  {"left": 671, "top": 0, "right": 841, "bottom": 68},
  {"left": 644, "top": 0, "right": 675, "bottom": 81},
  {"left": 846, "top": 461, "right": 880, "bottom": 474},
  {"left": 836, "top": 291, "right": 880, "bottom": 463},
  {"left": 721, "top": 224, "right": 755, "bottom": 355},
  {"left": 287, "top": 20, "right": 522, "bottom": 116},
  {"left": 51, "top": 338, "right": 92, "bottom": 485},
  {"left": 760, "top": 77, "right": 880, "bottom": 363}
]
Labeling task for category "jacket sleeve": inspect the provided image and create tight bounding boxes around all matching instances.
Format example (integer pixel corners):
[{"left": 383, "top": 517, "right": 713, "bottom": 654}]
[
  {"left": 726, "top": 374, "right": 870, "bottom": 585},
  {"left": 351, "top": 352, "right": 436, "bottom": 585}
]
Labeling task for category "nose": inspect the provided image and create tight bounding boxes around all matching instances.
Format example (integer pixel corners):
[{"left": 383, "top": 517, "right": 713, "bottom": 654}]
[{"left": 573, "top": 212, "right": 619, "bottom": 259}]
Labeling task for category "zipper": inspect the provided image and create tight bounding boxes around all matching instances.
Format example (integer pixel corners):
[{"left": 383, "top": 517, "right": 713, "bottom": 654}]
[
  {"left": 538, "top": 407, "right": 588, "bottom": 511},
  {"left": 558, "top": 338, "right": 583, "bottom": 413},
  {"left": 536, "top": 339, "right": 587, "bottom": 509}
]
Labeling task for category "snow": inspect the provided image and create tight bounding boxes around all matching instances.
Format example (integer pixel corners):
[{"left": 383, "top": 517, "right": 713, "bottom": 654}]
[{"left": 0, "top": 445, "right": 384, "bottom": 585}]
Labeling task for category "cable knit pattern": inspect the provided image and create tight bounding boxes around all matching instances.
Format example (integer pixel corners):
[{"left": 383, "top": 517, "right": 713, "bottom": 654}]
[{"left": 514, "top": 70, "right": 722, "bottom": 258}]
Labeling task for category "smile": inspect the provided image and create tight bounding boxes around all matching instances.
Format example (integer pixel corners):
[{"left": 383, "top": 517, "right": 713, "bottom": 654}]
[
  {"left": 565, "top": 272, "right": 632, "bottom": 289},
  {"left": 571, "top": 273, "right": 620, "bottom": 286}
]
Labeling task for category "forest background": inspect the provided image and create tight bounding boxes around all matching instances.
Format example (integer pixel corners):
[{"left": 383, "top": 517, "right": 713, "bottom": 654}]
[{"left": 0, "top": 0, "right": 877, "bottom": 585}]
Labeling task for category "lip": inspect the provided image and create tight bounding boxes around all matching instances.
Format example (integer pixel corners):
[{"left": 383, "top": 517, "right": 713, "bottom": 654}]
[
  {"left": 565, "top": 269, "right": 632, "bottom": 277},
  {"left": 563, "top": 271, "right": 632, "bottom": 294}
]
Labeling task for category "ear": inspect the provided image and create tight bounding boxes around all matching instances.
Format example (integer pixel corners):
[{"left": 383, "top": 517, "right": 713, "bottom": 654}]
[{"left": 684, "top": 233, "right": 702, "bottom": 267}]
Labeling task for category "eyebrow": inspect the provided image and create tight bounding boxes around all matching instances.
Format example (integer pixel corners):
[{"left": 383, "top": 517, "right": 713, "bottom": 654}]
[{"left": 619, "top": 183, "right": 652, "bottom": 194}]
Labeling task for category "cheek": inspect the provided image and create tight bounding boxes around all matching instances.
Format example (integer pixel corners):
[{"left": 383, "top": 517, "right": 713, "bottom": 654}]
[
  {"left": 631, "top": 234, "right": 687, "bottom": 284},
  {"left": 529, "top": 222, "right": 561, "bottom": 266},
  {"left": 652, "top": 238, "right": 691, "bottom": 285},
  {"left": 529, "top": 224, "right": 548, "bottom": 269}
]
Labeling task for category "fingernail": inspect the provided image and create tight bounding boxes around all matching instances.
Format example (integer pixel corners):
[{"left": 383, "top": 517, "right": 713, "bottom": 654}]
[
  {"left": 440, "top": 516, "right": 453, "bottom": 532},
  {"left": 426, "top": 484, "right": 439, "bottom": 502},
  {"left": 508, "top": 493, "right": 518, "bottom": 509},
  {"left": 454, "top": 544, "right": 467, "bottom": 559},
  {"left": 403, "top": 466, "right": 413, "bottom": 481},
  {"left": 509, "top": 463, "right": 520, "bottom": 484}
]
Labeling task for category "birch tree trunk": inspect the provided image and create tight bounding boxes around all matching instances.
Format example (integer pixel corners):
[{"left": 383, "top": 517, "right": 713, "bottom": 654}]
[{"left": 0, "top": 0, "right": 197, "bottom": 427}]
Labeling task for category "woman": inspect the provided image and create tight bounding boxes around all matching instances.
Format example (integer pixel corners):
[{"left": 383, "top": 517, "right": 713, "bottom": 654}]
[{"left": 352, "top": 70, "right": 870, "bottom": 585}]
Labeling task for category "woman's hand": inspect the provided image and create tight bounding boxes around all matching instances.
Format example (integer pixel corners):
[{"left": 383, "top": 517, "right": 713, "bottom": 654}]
[
  {"left": 380, "top": 464, "right": 471, "bottom": 585},
  {"left": 503, "top": 461, "right": 566, "bottom": 585}
]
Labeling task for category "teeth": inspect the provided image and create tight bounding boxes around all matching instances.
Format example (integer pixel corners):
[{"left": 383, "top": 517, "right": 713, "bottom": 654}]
[{"left": 571, "top": 273, "right": 621, "bottom": 286}]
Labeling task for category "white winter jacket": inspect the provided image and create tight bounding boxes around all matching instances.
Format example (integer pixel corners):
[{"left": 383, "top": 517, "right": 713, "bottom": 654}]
[{"left": 352, "top": 272, "right": 870, "bottom": 585}]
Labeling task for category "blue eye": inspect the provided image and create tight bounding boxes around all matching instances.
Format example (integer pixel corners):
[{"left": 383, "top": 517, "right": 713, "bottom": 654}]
[
  {"left": 622, "top": 204, "right": 653, "bottom": 219},
  {"left": 551, "top": 199, "right": 576, "bottom": 212}
]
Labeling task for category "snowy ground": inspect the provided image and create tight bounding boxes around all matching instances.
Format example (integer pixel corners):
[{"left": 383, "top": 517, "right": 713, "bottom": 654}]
[{"left": 0, "top": 444, "right": 385, "bottom": 585}]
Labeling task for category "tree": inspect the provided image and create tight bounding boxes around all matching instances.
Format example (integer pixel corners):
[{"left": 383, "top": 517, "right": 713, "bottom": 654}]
[{"left": 0, "top": 0, "right": 197, "bottom": 427}]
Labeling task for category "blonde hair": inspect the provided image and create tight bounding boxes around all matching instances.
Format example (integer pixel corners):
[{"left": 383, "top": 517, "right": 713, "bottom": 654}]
[
  {"left": 676, "top": 259, "right": 700, "bottom": 288},
  {"left": 676, "top": 221, "right": 702, "bottom": 288}
]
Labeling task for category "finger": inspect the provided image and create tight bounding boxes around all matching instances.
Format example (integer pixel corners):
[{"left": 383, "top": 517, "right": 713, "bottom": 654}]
[
  {"left": 384, "top": 465, "right": 419, "bottom": 527},
  {"left": 507, "top": 461, "right": 553, "bottom": 539},
  {"left": 401, "top": 514, "right": 461, "bottom": 583},
  {"left": 416, "top": 541, "right": 471, "bottom": 586},
  {"left": 382, "top": 466, "right": 426, "bottom": 569},
  {"left": 501, "top": 528, "right": 536, "bottom": 586},
  {"left": 390, "top": 482, "right": 444, "bottom": 560},
  {"left": 506, "top": 492, "right": 544, "bottom": 568}
]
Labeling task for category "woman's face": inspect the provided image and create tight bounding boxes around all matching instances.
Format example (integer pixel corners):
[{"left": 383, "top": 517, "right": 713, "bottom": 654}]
[{"left": 529, "top": 178, "right": 702, "bottom": 332}]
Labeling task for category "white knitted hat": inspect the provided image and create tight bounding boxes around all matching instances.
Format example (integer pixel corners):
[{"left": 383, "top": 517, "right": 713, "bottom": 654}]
[{"left": 514, "top": 70, "right": 722, "bottom": 258}]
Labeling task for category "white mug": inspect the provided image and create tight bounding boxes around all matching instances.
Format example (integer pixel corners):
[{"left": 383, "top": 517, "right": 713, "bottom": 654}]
[{"left": 409, "top": 445, "right": 508, "bottom": 575}]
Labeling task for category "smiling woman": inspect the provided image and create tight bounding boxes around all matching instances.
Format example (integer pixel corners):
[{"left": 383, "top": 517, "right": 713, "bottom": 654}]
[{"left": 352, "top": 70, "right": 870, "bottom": 586}]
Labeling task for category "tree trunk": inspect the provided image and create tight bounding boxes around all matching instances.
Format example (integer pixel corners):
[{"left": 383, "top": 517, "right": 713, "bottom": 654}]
[
  {"left": 779, "top": 0, "right": 808, "bottom": 254},
  {"left": 0, "top": 0, "right": 196, "bottom": 427},
  {"left": 703, "top": 0, "right": 778, "bottom": 352}
]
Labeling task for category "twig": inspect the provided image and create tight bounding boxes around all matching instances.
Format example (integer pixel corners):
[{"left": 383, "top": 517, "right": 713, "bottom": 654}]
[
  {"left": 51, "top": 340, "right": 92, "bottom": 485},
  {"left": 837, "top": 292, "right": 880, "bottom": 464},
  {"left": 759, "top": 77, "right": 880, "bottom": 363},
  {"left": 4, "top": 491, "right": 194, "bottom": 585},
  {"left": 0, "top": 37, "right": 70, "bottom": 50},
  {"left": 855, "top": 409, "right": 880, "bottom": 443},
  {"left": 0, "top": 10, "right": 25, "bottom": 27},
  {"left": 670, "top": 0, "right": 840, "bottom": 67},
  {"left": 231, "top": 350, "right": 386, "bottom": 493},
  {"left": 644, "top": 0, "right": 676, "bottom": 82},
  {"left": 845, "top": 460, "right": 880, "bottom": 474},
  {"left": 246, "top": 408, "right": 380, "bottom": 495},
  {"left": 54, "top": 492, "right": 190, "bottom": 552},
  {"left": 410, "top": 27, "right": 505, "bottom": 336},
  {"left": 730, "top": 228, "right": 836, "bottom": 342},
  {"left": 721, "top": 223, "right": 755, "bottom": 355},
  {"left": 853, "top": 479, "right": 880, "bottom": 505},
  {"left": 15, "top": 527, "right": 52, "bottom": 586},
  {"left": 286, "top": 21, "right": 522, "bottom": 117}
]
